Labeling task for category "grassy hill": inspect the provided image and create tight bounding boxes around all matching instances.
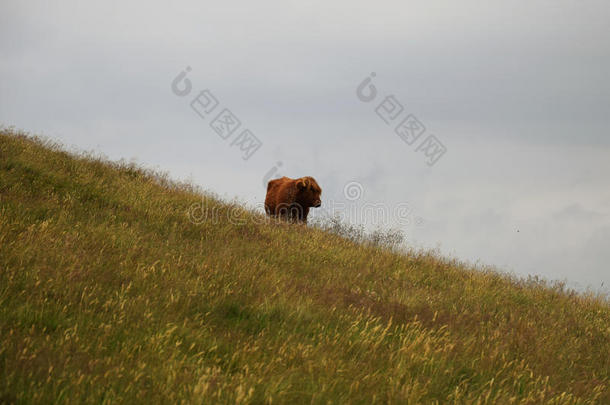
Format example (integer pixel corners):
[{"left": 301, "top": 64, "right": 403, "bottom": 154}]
[{"left": 1, "top": 128, "right": 609, "bottom": 404}]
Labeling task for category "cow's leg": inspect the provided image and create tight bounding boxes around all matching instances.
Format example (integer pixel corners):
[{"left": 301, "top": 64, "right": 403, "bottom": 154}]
[{"left": 301, "top": 206, "right": 310, "bottom": 223}]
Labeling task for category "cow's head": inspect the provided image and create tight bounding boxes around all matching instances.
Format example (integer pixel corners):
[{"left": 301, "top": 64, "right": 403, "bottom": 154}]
[{"left": 297, "top": 177, "right": 322, "bottom": 208}]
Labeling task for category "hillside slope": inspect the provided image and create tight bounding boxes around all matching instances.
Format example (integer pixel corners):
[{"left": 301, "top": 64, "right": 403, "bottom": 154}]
[{"left": 1, "top": 129, "right": 609, "bottom": 404}]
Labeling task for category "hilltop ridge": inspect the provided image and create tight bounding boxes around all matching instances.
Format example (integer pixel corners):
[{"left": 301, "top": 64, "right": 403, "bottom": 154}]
[{"left": 1, "top": 129, "right": 608, "bottom": 404}]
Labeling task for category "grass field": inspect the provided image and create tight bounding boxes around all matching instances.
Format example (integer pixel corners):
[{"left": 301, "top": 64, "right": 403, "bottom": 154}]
[{"left": 1, "top": 128, "right": 609, "bottom": 404}]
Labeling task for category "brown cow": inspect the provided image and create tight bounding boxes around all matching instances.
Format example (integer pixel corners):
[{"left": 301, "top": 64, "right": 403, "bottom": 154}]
[{"left": 265, "top": 176, "right": 322, "bottom": 223}]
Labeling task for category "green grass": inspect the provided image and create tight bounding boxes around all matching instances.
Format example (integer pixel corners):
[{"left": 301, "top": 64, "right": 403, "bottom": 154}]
[{"left": 0, "top": 128, "right": 608, "bottom": 404}]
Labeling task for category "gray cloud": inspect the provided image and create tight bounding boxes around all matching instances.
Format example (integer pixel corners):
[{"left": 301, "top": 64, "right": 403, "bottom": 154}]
[{"left": 1, "top": 0, "right": 609, "bottom": 292}]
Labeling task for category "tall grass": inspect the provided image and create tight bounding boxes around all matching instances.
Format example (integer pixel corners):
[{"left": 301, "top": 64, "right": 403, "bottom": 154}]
[{"left": 0, "top": 128, "right": 608, "bottom": 404}]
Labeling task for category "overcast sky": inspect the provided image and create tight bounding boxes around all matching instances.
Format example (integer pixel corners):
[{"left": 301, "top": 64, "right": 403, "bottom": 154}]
[{"left": 2, "top": 0, "right": 609, "bottom": 292}]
